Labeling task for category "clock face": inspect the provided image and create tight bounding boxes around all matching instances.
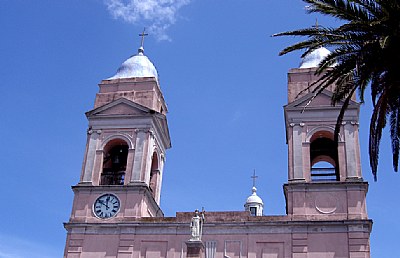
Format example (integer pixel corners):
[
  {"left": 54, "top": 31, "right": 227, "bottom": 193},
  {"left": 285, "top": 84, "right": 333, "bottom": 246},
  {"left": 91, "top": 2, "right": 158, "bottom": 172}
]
[{"left": 93, "top": 193, "right": 120, "bottom": 219}]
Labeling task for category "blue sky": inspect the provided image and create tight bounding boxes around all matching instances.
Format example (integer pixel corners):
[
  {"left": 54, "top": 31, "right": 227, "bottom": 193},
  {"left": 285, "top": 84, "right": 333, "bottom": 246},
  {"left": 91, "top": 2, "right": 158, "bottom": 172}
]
[{"left": 0, "top": 0, "right": 399, "bottom": 257}]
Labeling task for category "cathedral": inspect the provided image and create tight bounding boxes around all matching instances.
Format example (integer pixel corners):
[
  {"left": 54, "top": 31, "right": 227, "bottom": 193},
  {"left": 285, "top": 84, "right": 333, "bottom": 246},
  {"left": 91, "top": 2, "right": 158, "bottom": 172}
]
[{"left": 63, "top": 41, "right": 372, "bottom": 257}]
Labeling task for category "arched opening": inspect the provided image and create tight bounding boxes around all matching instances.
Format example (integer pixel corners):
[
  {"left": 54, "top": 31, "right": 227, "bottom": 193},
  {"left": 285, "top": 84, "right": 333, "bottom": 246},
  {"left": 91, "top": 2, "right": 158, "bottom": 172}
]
[
  {"left": 149, "top": 152, "right": 159, "bottom": 198},
  {"left": 100, "top": 139, "right": 129, "bottom": 185},
  {"left": 310, "top": 132, "right": 339, "bottom": 181}
]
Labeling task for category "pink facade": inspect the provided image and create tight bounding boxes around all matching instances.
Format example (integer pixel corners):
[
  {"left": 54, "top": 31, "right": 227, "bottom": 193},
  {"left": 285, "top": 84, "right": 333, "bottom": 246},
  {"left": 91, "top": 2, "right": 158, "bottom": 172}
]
[
  {"left": 65, "top": 211, "right": 371, "bottom": 257},
  {"left": 64, "top": 50, "right": 372, "bottom": 258}
]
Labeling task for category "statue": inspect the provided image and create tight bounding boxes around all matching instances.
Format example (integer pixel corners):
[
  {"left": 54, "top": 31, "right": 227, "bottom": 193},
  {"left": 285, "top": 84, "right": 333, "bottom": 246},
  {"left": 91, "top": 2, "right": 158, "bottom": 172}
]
[{"left": 190, "top": 209, "right": 205, "bottom": 241}]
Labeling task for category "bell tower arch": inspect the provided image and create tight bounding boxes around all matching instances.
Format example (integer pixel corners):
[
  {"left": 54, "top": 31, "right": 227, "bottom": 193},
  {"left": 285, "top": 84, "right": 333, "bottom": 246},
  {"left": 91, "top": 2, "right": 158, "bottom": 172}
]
[
  {"left": 309, "top": 129, "right": 339, "bottom": 181},
  {"left": 100, "top": 138, "right": 129, "bottom": 185}
]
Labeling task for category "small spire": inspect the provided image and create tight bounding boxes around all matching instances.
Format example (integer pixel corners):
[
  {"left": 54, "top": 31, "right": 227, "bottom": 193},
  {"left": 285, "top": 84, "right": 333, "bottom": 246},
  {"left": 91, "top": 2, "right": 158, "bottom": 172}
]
[{"left": 138, "top": 28, "right": 148, "bottom": 54}]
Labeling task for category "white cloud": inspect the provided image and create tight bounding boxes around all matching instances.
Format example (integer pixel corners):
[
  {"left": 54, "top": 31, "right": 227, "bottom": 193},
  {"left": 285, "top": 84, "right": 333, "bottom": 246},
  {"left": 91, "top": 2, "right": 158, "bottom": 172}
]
[{"left": 104, "top": 0, "right": 191, "bottom": 41}]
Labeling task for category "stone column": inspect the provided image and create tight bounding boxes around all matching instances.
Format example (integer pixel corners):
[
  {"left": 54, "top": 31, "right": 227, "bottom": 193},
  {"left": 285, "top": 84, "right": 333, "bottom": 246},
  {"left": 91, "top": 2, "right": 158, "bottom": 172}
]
[
  {"left": 345, "top": 121, "right": 362, "bottom": 180},
  {"left": 81, "top": 129, "right": 100, "bottom": 184},
  {"left": 291, "top": 123, "right": 305, "bottom": 181},
  {"left": 186, "top": 241, "right": 204, "bottom": 258},
  {"left": 131, "top": 129, "right": 147, "bottom": 182}
]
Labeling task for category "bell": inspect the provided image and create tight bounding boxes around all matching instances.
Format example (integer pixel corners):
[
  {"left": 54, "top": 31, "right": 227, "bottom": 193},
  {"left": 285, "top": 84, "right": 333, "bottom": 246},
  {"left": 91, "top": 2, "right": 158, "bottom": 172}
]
[{"left": 112, "top": 155, "right": 120, "bottom": 164}]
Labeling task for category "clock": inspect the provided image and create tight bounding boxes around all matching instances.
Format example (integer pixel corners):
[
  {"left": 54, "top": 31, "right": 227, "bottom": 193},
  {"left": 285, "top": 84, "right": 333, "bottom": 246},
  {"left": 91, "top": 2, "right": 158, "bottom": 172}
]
[{"left": 93, "top": 193, "right": 120, "bottom": 219}]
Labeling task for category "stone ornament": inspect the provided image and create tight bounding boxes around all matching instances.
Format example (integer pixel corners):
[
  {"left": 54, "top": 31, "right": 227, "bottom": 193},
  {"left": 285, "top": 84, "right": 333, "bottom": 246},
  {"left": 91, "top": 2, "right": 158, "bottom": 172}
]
[{"left": 190, "top": 209, "right": 205, "bottom": 241}]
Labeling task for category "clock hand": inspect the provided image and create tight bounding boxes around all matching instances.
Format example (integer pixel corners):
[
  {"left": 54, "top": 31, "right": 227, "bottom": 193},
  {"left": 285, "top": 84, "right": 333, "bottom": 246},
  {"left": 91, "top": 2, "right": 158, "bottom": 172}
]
[
  {"left": 105, "top": 196, "right": 111, "bottom": 209},
  {"left": 98, "top": 200, "right": 110, "bottom": 209}
]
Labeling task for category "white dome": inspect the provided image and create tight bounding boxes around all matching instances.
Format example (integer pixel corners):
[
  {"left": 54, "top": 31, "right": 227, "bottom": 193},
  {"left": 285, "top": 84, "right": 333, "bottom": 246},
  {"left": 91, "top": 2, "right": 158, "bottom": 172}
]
[
  {"left": 299, "top": 47, "right": 331, "bottom": 68},
  {"left": 245, "top": 187, "right": 263, "bottom": 205},
  {"left": 108, "top": 48, "right": 158, "bottom": 80}
]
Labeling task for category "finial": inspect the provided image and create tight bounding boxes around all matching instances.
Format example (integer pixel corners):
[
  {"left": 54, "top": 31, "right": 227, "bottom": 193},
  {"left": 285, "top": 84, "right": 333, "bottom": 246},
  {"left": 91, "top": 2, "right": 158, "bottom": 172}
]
[
  {"left": 138, "top": 27, "right": 148, "bottom": 54},
  {"left": 252, "top": 186, "right": 257, "bottom": 195},
  {"left": 251, "top": 169, "right": 258, "bottom": 188},
  {"left": 314, "top": 18, "right": 319, "bottom": 30}
]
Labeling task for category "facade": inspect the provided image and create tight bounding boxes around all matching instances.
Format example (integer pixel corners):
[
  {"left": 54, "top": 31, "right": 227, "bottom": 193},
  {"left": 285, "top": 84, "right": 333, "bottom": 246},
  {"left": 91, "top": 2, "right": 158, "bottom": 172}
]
[{"left": 64, "top": 46, "right": 372, "bottom": 258}]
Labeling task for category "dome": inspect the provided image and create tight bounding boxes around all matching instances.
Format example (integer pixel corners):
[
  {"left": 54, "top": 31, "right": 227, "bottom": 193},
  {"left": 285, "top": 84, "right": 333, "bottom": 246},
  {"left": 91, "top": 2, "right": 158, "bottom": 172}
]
[
  {"left": 299, "top": 47, "right": 331, "bottom": 68},
  {"left": 245, "top": 187, "right": 263, "bottom": 205},
  {"left": 108, "top": 48, "right": 158, "bottom": 80}
]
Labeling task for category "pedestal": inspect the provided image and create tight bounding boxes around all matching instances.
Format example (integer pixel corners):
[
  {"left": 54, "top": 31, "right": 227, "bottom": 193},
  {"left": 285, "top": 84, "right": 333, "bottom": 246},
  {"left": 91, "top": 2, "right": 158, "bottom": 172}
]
[{"left": 185, "top": 240, "right": 204, "bottom": 258}]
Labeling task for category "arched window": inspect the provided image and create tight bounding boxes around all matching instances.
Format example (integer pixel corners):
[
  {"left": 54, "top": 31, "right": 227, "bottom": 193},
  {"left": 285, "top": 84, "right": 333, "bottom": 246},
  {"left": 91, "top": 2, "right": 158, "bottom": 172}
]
[
  {"left": 310, "top": 131, "right": 339, "bottom": 181},
  {"left": 100, "top": 139, "right": 128, "bottom": 185},
  {"left": 149, "top": 152, "right": 159, "bottom": 198}
]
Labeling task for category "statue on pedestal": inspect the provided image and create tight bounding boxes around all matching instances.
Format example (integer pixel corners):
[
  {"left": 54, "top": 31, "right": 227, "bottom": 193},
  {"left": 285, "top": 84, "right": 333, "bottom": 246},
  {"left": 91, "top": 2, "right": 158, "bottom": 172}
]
[{"left": 190, "top": 209, "right": 205, "bottom": 241}]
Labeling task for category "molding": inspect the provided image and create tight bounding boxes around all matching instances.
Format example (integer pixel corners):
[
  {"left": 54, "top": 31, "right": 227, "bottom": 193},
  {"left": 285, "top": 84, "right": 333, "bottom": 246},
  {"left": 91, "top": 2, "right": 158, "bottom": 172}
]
[
  {"left": 64, "top": 219, "right": 372, "bottom": 235},
  {"left": 100, "top": 133, "right": 134, "bottom": 149},
  {"left": 284, "top": 181, "right": 368, "bottom": 192}
]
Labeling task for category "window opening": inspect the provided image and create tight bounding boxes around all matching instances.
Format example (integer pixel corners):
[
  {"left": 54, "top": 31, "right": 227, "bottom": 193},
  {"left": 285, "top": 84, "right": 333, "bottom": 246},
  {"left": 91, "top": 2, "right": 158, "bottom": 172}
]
[
  {"left": 250, "top": 207, "right": 257, "bottom": 216},
  {"left": 101, "top": 140, "right": 128, "bottom": 185},
  {"left": 310, "top": 135, "right": 339, "bottom": 181}
]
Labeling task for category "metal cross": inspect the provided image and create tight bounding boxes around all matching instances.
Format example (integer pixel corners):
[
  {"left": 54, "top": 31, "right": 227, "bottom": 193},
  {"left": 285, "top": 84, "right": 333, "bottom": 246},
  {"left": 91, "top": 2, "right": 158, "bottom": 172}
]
[
  {"left": 251, "top": 169, "right": 258, "bottom": 187},
  {"left": 139, "top": 28, "right": 148, "bottom": 49}
]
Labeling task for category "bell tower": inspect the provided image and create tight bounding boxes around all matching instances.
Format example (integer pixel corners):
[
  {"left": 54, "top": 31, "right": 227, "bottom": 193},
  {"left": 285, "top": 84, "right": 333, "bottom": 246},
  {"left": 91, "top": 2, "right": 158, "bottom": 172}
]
[
  {"left": 283, "top": 48, "right": 368, "bottom": 220},
  {"left": 64, "top": 42, "right": 171, "bottom": 257}
]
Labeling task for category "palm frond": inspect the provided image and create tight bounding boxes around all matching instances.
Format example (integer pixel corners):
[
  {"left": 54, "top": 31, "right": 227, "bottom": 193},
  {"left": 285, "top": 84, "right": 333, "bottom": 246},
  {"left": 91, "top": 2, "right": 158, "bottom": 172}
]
[
  {"left": 304, "top": 0, "right": 372, "bottom": 21},
  {"left": 334, "top": 86, "right": 358, "bottom": 144},
  {"left": 369, "top": 91, "right": 388, "bottom": 180},
  {"left": 390, "top": 108, "right": 400, "bottom": 171}
]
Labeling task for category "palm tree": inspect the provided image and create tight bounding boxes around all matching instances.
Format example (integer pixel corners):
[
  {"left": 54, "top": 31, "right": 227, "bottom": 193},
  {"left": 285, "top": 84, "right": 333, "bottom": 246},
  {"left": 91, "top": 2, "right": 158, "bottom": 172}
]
[{"left": 274, "top": 0, "right": 400, "bottom": 180}]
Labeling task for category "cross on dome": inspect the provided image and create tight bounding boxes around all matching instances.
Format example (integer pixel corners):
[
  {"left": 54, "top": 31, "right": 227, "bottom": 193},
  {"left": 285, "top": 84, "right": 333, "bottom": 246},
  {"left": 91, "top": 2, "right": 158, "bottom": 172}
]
[
  {"left": 107, "top": 29, "right": 158, "bottom": 80},
  {"left": 138, "top": 28, "right": 148, "bottom": 54},
  {"left": 299, "top": 19, "right": 335, "bottom": 69},
  {"left": 251, "top": 169, "right": 258, "bottom": 188}
]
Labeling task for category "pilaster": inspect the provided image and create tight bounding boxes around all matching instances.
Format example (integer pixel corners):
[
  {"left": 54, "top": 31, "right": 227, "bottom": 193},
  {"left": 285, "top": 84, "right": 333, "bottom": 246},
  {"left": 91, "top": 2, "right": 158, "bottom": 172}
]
[
  {"left": 131, "top": 129, "right": 148, "bottom": 182},
  {"left": 81, "top": 129, "right": 100, "bottom": 184},
  {"left": 290, "top": 123, "right": 306, "bottom": 181}
]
